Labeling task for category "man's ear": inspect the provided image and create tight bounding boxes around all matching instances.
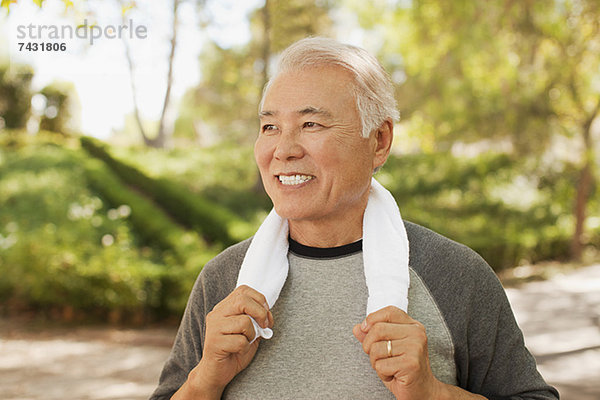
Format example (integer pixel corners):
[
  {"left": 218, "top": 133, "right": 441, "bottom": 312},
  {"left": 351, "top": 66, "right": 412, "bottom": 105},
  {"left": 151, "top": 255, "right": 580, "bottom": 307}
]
[{"left": 373, "top": 119, "right": 393, "bottom": 171}]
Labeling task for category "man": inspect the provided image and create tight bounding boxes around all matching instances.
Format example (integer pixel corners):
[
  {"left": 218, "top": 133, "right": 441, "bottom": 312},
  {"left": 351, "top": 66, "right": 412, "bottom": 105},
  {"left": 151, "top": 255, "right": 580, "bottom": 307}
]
[{"left": 151, "top": 37, "right": 559, "bottom": 399}]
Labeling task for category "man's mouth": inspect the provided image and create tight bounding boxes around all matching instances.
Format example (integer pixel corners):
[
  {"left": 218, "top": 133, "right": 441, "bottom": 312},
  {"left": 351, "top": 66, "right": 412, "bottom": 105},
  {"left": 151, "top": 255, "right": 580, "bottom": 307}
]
[{"left": 277, "top": 174, "right": 315, "bottom": 185}]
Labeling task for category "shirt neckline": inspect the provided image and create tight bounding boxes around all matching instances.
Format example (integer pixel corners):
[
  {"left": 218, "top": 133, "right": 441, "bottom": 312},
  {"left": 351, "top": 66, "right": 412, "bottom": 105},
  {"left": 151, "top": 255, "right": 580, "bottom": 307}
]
[{"left": 288, "top": 237, "right": 363, "bottom": 259}]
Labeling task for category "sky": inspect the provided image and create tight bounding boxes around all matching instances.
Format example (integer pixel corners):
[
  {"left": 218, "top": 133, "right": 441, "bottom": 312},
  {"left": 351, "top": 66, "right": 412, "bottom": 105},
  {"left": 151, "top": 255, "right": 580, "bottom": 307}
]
[{"left": 1, "top": 0, "right": 263, "bottom": 138}]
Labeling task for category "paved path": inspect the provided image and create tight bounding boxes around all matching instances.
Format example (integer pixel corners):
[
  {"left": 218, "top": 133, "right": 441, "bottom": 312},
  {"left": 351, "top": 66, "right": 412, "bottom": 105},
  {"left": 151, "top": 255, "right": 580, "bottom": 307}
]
[
  {"left": 505, "top": 263, "right": 600, "bottom": 400},
  {"left": 1, "top": 264, "right": 598, "bottom": 400},
  {"left": 0, "top": 323, "right": 175, "bottom": 400}
]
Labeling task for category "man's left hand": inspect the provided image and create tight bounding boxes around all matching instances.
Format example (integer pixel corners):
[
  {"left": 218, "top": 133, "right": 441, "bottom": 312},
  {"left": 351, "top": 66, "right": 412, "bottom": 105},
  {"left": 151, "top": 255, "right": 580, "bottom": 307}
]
[{"left": 353, "top": 306, "right": 444, "bottom": 400}]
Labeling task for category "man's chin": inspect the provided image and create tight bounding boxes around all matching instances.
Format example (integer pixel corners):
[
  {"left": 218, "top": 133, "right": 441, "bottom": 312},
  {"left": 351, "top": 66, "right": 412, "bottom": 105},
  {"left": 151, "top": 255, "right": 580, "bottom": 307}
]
[{"left": 272, "top": 206, "right": 315, "bottom": 223}]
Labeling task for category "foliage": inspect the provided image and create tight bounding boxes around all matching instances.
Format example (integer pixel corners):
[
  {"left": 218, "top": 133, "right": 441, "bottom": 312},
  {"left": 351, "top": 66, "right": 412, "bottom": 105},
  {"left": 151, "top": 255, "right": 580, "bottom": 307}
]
[
  {"left": 176, "top": 0, "right": 334, "bottom": 145},
  {"left": 2, "top": 0, "right": 600, "bottom": 322},
  {"left": 379, "top": 152, "right": 577, "bottom": 269},
  {"left": 1, "top": 0, "right": 73, "bottom": 11},
  {"left": 82, "top": 157, "right": 210, "bottom": 265},
  {"left": 108, "top": 141, "right": 273, "bottom": 220},
  {"left": 0, "top": 64, "right": 33, "bottom": 129},
  {"left": 38, "top": 81, "right": 80, "bottom": 135},
  {"left": 80, "top": 136, "right": 252, "bottom": 246},
  {"left": 348, "top": 0, "right": 600, "bottom": 259},
  {"left": 0, "top": 132, "right": 204, "bottom": 321},
  {"left": 176, "top": 42, "right": 264, "bottom": 144},
  {"left": 0, "top": 132, "right": 597, "bottom": 322},
  {"left": 346, "top": 0, "right": 599, "bottom": 151},
  {"left": 259, "top": 0, "right": 333, "bottom": 54}
]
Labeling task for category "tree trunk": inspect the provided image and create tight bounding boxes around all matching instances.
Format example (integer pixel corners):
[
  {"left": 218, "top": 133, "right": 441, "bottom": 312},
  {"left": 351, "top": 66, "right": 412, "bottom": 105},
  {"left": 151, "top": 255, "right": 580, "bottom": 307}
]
[
  {"left": 260, "top": 0, "right": 271, "bottom": 92},
  {"left": 154, "top": 0, "right": 180, "bottom": 149},
  {"left": 571, "top": 161, "right": 593, "bottom": 260},
  {"left": 121, "top": 0, "right": 180, "bottom": 148},
  {"left": 570, "top": 102, "right": 599, "bottom": 260},
  {"left": 253, "top": 0, "right": 271, "bottom": 194},
  {"left": 122, "top": 19, "right": 152, "bottom": 146}
]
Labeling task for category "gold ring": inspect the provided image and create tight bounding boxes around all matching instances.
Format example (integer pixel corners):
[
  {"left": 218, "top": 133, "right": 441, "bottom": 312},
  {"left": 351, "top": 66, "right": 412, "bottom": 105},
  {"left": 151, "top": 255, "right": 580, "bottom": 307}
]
[{"left": 387, "top": 340, "right": 392, "bottom": 357}]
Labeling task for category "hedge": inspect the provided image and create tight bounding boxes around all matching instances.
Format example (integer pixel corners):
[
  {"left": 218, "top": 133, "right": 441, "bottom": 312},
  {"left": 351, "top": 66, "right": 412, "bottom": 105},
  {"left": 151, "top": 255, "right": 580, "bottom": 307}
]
[
  {"left": 82, "top": 157, "right": 209, "bottom": 264},
  {"left": 80, "top": 136, "right": 246, "bottom": 246}
]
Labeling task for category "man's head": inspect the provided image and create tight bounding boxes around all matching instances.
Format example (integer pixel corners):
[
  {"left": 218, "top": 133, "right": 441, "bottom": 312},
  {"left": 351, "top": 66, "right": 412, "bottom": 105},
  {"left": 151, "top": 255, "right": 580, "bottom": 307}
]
[
  {"left": 260, "top": 37, "right": 399, "bottom": 138},
  {"left": 255, "top": 37, "right": 397, "bottom": 244}
]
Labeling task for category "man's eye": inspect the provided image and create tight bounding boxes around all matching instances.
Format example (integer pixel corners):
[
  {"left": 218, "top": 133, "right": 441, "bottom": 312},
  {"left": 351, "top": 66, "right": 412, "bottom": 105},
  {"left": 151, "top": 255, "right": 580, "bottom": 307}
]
[
  {"left": 303, "top": 121, "right": 320, "bottom": 129},
  {"left": 262, "top": 124, "right": 277, "bottom": 133}
]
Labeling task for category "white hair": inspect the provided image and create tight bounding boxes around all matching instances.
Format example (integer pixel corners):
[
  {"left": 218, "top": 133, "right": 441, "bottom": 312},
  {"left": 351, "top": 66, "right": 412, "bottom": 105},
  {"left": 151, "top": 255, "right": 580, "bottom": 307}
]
[{"left": 260, "top": 37, "right": 400, "bottom": 138}]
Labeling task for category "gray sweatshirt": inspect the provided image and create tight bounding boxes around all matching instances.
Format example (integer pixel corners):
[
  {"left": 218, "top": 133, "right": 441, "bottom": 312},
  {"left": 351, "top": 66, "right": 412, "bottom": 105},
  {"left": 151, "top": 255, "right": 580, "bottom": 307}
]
[{"left": 150, "top": 221, "right": 559, "bottom": 399}]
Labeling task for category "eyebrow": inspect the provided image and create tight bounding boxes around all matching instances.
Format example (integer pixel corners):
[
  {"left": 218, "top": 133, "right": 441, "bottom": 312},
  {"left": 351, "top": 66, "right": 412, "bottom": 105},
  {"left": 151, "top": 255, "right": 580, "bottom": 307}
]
[
  {"left": 259, "top": 110, "right": 274, "bottom": 118},
  {"left": 259, "top": 107, "right": 333, "bottom": 118},
  {"left": 298, "top": 106, "right": 333, "bottom": 118}
]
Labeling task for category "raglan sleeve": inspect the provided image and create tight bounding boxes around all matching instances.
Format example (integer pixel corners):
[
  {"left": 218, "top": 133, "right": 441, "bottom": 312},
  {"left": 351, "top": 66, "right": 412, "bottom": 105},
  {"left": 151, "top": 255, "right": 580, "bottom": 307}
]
[
  {"left": 452, "top": 250, "right": 560, "bottom": 400},
  {"left": 148, "top": 270, "right": 211, "bottom": 400}
]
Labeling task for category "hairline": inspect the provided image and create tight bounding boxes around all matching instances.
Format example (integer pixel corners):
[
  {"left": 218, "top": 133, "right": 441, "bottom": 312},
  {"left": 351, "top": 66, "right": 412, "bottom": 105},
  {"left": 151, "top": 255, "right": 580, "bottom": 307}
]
[
  {"left": 259, "top": 37, "right": 399, "bottom": 139},
  {"left": 259, "top": 64, "right": 371, "bottom": 137}
]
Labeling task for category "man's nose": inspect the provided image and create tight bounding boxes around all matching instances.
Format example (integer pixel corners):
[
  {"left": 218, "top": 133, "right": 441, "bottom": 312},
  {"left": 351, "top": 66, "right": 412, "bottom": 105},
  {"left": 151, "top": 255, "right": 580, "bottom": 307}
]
[{"left": 273, "top": 129, "right": 304, "bottom": 160}]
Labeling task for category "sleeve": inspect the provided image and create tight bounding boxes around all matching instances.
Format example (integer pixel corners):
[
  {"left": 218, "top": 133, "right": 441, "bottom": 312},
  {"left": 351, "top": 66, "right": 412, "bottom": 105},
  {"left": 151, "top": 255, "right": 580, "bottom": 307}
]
[
  {"left": 148, "top": 240, "right": 246, "bottom": 400},
  {"left": 148, "top": 271, "right": 211, "bottom": 400},
  {"left": 440, "top": 246, "right": 560, "bottom": 399},
  {"left": 405, "top": 222, "right": 559, "bottom": 399}
]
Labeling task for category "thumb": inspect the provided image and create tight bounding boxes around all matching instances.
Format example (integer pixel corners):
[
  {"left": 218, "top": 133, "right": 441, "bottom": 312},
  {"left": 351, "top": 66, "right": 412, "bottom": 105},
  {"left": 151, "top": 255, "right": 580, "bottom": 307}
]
[{"left": 353, "top": 323, "right": 366, "bottom": 343}]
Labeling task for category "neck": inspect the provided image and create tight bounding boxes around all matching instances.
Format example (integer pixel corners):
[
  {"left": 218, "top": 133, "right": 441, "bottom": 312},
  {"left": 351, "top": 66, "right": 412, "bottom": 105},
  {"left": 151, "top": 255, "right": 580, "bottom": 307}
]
[{"left": 288, "top": 210, "right": 364, "bottom": 247}]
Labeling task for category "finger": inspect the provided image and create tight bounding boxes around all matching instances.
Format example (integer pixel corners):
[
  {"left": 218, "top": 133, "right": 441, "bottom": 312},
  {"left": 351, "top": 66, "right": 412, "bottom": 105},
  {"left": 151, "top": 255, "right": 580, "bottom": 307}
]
[
  {"left": 215, "top": 286, "right": 270, "bottom": 328},
  {"left": 216, "top": 333, "right": 255, "bottom": 355},
  {"left": 360, "top": 322, "right": 416, "bottom": 354},
  {"left": 219, "top": 314, "right": 257, "bottom": 342},
  {"left": 235, "top": 285, "right": 270, "bottom": 310},
  {"left": 368, "top": 339, "right": 402, "bottom": 368},
  {"left": 361, "top": 306, "right": 414, "bottom": 333},
  {"left": 374, "top": 353, "right": 422, "bottom": 385},
  {"left": 353, "top": 323, "right": 366, "bottom": 343},
  {"left": 374, "top": 356, "right": 398, "bottom": 383}
]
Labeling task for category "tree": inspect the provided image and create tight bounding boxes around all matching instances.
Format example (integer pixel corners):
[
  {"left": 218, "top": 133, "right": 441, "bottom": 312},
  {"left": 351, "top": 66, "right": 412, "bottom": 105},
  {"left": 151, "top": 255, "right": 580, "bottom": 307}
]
[
  {"left": 1, "top": 0, "right": 73, "bottom": 12},
  {"left": 121, "top": 0, "right": 182, "bottom": 148},
  {"left": 0, "top": 63, "right": 33, "bottom": 129},
  {"left": 2, "top": 0, "right": 184, "bottom": 148},
  {"left": 177, "top": 0, "right": 333, "bottom": 145},
  {"left": 352, "top": 0, "right": 600, "bottom": 260},
  {"left": 39, "top": 80, "right": 80, "bottom": 134},
  {"left": 258, "top": 0, "right": 334, "bottom": 81}
]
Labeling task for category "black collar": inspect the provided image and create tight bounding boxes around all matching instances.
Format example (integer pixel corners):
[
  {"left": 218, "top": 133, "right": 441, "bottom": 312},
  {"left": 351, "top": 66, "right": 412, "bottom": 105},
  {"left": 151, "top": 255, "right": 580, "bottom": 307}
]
[{"left": 288, "top": 236, "right": 363, "bottom": 259}]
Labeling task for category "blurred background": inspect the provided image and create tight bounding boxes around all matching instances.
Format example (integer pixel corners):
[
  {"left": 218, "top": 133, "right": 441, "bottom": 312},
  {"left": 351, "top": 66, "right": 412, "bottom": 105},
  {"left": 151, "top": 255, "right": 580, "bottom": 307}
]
[{"left": 0, "top": 0, "right": 599, "bottom": 399}]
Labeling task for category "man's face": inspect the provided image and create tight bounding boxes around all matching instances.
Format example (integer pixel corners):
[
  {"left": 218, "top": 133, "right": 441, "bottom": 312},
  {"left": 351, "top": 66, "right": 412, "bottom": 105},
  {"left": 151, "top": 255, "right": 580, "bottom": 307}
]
[{"left": 255, "top": 65, "right": 382, "bottom": 235}]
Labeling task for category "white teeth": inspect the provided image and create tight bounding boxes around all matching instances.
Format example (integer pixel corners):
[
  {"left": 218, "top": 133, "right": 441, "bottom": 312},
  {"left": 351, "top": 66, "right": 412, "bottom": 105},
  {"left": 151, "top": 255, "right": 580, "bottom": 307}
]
[{"left": 278, "top": 174, "right": 314, "bottom": 185}]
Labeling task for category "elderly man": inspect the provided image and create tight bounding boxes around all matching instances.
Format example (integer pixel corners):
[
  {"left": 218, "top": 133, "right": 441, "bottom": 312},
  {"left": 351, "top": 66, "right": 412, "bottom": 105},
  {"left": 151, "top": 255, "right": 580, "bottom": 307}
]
[{"left": 151, "top": 37, "right": 558, "bottom": 400}]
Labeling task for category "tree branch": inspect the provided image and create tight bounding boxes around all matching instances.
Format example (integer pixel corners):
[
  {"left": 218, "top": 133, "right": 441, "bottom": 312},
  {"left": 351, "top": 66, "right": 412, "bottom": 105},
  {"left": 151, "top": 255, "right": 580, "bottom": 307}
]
[
  {"left": 155, "top": 0, "right": 180, "bottom": 148},
  {"left": 121, "top": 16, "right": 150, "bottom": 145}
]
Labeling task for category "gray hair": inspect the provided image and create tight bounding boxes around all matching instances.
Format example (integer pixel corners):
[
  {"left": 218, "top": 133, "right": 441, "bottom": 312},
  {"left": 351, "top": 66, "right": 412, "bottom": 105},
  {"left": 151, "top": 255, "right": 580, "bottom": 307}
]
[{"left": 260, "top": 37, "right": 400, "bottom": 138}]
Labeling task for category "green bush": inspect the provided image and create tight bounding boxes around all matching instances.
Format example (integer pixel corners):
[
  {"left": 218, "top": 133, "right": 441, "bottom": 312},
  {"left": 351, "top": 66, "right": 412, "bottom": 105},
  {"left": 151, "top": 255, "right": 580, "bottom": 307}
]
[
  {"left": 82, "top": 157, "right": 209, "bottom": 263},
  {"left": 109, "top": 141, "right": 271, "bottom": 231},
  {"left": 379, "top": 152, "right": 573, "bottom": 270},
  {"left": 0, "top": 136, "right": 208, "bottom": 321},
  {"left": 80, "top": 136, "right": 250, "bottom": 246}
]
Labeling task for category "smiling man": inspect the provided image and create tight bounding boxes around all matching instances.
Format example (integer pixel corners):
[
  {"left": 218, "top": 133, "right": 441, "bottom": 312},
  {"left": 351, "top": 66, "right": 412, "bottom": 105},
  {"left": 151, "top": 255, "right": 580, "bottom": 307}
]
[
  {"left": 150, "top": 37, "right": 558, "bottom": 400},
  {"left": 256, "top": 65, "right": 383, "bottom": 247}
]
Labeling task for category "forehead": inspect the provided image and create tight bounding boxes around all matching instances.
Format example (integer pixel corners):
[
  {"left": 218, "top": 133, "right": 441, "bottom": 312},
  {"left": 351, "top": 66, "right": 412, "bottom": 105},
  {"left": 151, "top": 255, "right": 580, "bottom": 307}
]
[{"left": 261, "top": 65, "right": 358, "bottom": 115}]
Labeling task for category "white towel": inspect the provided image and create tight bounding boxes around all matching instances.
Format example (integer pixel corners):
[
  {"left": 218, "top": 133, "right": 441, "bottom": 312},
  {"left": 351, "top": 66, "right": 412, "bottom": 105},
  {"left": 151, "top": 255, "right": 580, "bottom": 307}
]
[{"left": 237, "top": 177, "right": 410, "bottom": 341}]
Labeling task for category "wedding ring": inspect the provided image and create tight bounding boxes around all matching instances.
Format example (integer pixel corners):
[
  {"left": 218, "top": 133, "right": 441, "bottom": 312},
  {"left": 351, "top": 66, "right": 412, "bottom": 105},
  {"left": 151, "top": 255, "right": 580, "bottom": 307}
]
[{"left": 387, "top": 340, "right": 392, "bottom": 357}]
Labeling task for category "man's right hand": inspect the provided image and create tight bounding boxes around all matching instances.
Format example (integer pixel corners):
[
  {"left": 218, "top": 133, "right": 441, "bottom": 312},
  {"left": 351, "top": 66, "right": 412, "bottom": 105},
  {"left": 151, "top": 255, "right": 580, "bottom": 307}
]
[{"left": 172, "top": 285, "right": 273, "bottom": 400}]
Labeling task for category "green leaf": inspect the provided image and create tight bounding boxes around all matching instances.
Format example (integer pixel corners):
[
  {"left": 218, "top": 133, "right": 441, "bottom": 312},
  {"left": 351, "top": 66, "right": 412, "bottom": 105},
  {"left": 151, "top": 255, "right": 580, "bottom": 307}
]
[
  {"left": 1, "top": 0, "right": 16, "bottom": 11},
  {"left": 121, "top": 1, "right": 135, "bottom": 15}
]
